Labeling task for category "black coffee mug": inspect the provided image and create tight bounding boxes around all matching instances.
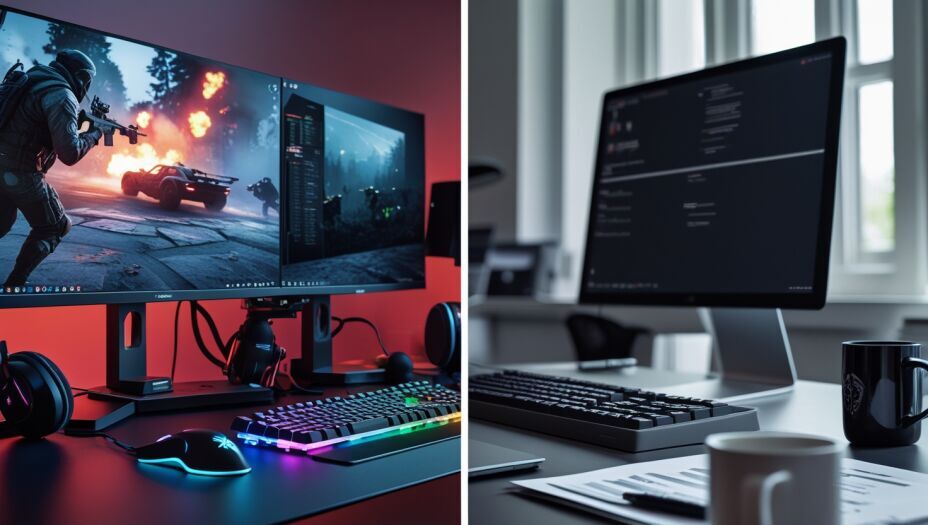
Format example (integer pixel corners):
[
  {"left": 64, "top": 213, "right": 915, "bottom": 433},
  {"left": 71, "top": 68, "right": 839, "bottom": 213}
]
[{"left": 843, "top": 341, "right": 928, "bottom": 446}]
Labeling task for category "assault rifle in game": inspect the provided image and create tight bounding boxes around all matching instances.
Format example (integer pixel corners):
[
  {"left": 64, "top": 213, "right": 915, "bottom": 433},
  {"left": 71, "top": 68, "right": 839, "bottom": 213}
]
[{"left": 78, "top": 96, "right": 146, "bottom": 146}]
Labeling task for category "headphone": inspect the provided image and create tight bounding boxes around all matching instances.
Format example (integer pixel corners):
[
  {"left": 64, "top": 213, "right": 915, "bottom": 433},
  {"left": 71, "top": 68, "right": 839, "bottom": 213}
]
[
  {"left": 188, "top": 301, "right": 285, "bottom": 388},
  {"left": 223, "top": 314, "right": 286, "bottom": 387},
  {"left": 424, "top": 302, "right": 460, "bottom": 372},
  {"left": 0, "top": 341, "right": 73, "bottom": 439}
]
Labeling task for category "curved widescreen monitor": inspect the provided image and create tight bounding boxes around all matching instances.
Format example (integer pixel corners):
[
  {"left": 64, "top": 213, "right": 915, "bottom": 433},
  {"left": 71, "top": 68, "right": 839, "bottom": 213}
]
[
  {"left": 0, "top": 5, "right": 425, "bottom": 308},
  {"left": 579, "top": 38, "right": 845, "bottom": 309}
]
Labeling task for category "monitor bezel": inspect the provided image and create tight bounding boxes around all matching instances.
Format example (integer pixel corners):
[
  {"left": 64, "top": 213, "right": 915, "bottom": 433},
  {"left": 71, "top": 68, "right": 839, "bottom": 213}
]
[
  {"left": 0, "top": 4, "right": 427, "bottom": 309},
  {"left": 577, "top": 37, "right": 846, "bottom": 310}
]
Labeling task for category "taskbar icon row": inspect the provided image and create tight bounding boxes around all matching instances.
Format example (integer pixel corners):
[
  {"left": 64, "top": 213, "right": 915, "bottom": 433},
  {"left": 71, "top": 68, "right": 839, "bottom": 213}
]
[
  {"left": 225, "top": 281, "right": 277, "bottom": 289},
  {"left": 1, "top": 285, "right": 80, "bottom": 294},
  {"left": 282, "top": 281, "right": 327, "bottom": 287}
]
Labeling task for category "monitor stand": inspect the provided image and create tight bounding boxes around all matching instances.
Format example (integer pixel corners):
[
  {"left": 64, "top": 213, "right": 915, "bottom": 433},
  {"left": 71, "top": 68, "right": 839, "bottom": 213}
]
[
  {"left": 66, "top": 302, "right": 273, "bottom": 432},
  {"left": 655, "top": 307, "right": 797, "bottom": 403},
  {"left": 288, "top": 296, "right": 386, "bottom": 385}
]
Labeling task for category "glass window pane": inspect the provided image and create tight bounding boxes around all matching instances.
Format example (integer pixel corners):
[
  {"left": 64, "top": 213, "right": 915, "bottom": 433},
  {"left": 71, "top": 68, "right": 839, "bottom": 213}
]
[
  {"left": 658, "top": 0, "right": 705, "bottom": 77},
  {"left": 858, "top": 81, "right": 895, "bottom": 253},
  {"left": 751, "top": 0, "right": 815, "bottom": 55},
  {"left": 857, "top": 0, "right": 893, "bottom": 64}
]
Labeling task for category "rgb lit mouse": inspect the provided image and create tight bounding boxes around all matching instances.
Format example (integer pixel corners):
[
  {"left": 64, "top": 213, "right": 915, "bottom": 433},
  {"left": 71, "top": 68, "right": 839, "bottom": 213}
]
[{"left": 135, "top": 429, "right": 251, "bottom": 476}]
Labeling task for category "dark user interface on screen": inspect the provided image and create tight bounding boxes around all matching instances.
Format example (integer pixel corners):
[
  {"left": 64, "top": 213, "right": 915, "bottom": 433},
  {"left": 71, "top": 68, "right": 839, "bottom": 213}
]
[{"left": 583, "top": 51, "right": 835, "bottom": 297}]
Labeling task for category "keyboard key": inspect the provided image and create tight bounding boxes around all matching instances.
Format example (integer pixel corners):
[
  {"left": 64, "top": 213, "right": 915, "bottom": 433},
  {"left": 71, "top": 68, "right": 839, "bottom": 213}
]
[
  {"left": 347, "top": 417, "right": 390, "bottom": 434},
  {"left": 231, "top": 416, "right": 252, "bottom": 432}
]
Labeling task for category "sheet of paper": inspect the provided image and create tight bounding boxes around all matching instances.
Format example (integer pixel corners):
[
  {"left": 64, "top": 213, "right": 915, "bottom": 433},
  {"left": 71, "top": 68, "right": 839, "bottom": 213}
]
[{"left": 512, "top": 454, "right": 928, "bottom": 525}]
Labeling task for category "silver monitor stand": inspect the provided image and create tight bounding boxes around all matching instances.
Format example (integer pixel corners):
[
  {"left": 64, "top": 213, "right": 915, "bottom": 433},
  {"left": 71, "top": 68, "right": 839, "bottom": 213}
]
[{"left": 657, "top": 307, "right": 797, "bottom": 403}]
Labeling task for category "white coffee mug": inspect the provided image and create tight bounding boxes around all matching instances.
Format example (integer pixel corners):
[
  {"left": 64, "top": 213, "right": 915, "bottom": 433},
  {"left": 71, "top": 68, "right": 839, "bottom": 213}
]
[{"left": 706, "top": 431, "right": 844, "bottom": 525}]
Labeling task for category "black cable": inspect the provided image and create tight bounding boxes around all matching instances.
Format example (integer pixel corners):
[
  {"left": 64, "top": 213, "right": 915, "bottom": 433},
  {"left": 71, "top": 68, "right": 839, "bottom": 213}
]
[
  {"left": 192, "top": 301, "right": 231, "bottom": 357},
  {"left": 279, "top": 370, "right": 324, "bottom": 395},
  {"left": 331, "top": 316, "right": 390, "bottom": 356},
  {"left": 64, "top": 430, "right": 137, "bottom": 454},
  {"left": 171, "top": 300, "right": 182, "bottom": 382},
  {"left": 189, "top": 300, "right": 228, "bottom": 368},
  {"left": 71, "top": 386, "right": 89, "bottom": 398}
]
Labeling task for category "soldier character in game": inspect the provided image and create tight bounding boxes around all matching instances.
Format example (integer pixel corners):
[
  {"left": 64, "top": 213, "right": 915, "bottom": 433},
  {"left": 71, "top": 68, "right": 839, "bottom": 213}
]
[
  {"left": 247, "top": 177, "right": 279, "bottom": 217},
  {"left": 0, "top": 50, "right": 102, "bottom": 287}
]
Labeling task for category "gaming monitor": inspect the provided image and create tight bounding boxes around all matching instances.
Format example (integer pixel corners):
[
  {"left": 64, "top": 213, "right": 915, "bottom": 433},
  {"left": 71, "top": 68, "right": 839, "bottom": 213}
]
[
  {"left": 0, "top": 6, "right": 425, "bottom": 308},
  {"left": 280, "top": 81, "right": 425, "bottom": 290},
  {"left": 579, "top": 38, "right": 846, "bottom": 309}
]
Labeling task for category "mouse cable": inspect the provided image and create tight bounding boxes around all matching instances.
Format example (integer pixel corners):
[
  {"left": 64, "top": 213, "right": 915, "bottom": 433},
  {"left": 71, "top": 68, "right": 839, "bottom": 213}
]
[
  {"left": 63, "top": 430, "right": 137, "bottom": 455},
  {"left": 331, "top": 316, "right": 390, "bottom": 356}
]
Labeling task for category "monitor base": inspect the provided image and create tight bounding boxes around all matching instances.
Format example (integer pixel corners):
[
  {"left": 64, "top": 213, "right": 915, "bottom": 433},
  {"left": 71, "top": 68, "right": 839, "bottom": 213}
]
[
  {"left": 656, "top": 377, "right": 794, "bottom": 404},
  {"left": 66, "top": 381, "right": 273, "bottom": 431},
  {"left": 302, "top": 368, "right": 387, "bottom": 385},
  {"left": 646, "top": 308, "right": 798, "bottom": 403}
]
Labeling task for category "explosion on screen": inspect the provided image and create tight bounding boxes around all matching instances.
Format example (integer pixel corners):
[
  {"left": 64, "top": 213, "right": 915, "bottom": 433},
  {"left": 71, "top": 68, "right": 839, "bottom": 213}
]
[
  {"left": 202, "top": 71, "right": 226, "bottom": 99},
  {"left": 0, "top": 10, "right": 281, "bottom": 292}
]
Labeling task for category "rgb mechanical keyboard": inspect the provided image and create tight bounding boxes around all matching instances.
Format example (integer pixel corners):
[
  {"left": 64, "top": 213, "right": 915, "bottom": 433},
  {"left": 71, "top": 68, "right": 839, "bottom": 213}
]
[
  {"left": 471, "top": 370, "right": 759, "bottom": 452},
  {"left": 232, "top": 381, "right": 461, "bottom": 454}
]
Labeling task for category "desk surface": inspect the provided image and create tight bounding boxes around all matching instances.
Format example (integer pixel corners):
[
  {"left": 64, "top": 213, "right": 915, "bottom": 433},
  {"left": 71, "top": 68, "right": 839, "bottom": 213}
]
[
  {"left": 1, "top": 382, "right": 460, "bottom": 525},
  {"left": 469, "top": 364, "right": 928, "bottom": 524}
]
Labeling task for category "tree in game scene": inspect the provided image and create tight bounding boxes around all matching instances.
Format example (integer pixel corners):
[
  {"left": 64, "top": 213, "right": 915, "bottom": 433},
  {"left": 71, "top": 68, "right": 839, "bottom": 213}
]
[
  {"left": 146, "top": 49, "right": 175, "bottom": 103},
  {"left": 43, "top": 22, "right": 128, "bottom": 114}
]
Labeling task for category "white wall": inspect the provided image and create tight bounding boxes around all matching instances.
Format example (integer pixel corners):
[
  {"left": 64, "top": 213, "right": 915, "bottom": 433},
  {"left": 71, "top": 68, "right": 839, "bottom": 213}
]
[
  {"left": 469, "top": 0, "right": 519, "bottom": 240},
  {"left": 554, "top": 0, "right": 621, "bottom": 298}
]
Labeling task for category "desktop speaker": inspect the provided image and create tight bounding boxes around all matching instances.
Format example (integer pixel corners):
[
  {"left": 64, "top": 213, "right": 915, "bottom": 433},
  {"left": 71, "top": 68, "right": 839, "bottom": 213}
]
[
  {"left": 0, "top": 341, "right": 72, "bottom": 439},
  {"left": 424, "top": 302, "right": 460, "bottom": 372}
]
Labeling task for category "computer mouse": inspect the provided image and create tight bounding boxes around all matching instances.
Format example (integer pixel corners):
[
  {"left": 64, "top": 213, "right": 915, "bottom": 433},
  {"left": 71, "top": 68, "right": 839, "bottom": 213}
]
[
  {"left": 135, "top": 429, "right": 251, "bottom": 476},
  {"left": 380, "top": 351, "right": 414, "bottom": 384}
]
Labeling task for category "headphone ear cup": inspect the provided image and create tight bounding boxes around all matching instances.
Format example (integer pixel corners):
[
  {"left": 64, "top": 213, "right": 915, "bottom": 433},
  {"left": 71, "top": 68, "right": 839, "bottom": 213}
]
[
  {"left": 6, "top": 352, "right": 72, "bottom": 439},
  {"left": 425, "top": 302, "right": 461, "bottom": 372},
  {"left": 27, "top": 352, "right": 73, "bottom": 430}
]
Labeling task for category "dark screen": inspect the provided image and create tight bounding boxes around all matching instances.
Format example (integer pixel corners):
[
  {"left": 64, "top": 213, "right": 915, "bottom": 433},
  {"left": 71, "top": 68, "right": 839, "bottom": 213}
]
[
  {"left": 581, "top": 46, "right": 840, "bottom": 302},
  {"left": 280, "top": 82, "right": 425, "bottom": 289}
]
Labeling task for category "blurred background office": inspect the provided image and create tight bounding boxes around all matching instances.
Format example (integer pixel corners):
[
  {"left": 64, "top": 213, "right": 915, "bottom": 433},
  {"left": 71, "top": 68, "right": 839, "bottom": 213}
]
[{"left": 469, "top": 0, "right": 928, "bottom": 382}]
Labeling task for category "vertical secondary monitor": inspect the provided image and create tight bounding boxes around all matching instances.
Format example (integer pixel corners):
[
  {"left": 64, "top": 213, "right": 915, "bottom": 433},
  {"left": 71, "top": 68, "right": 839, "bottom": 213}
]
[{"left": 280, "top": 81, "right": 426, "bottom": 291}]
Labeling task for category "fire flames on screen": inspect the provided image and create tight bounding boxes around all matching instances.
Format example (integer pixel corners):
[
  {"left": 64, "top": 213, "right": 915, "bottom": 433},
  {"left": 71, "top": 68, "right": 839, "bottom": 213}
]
[{"left": 0, "top": 10, "right": 281, "bottom": 294}]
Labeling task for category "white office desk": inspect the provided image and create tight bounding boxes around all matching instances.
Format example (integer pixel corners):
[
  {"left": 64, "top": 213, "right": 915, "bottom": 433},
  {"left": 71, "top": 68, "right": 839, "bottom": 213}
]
[{"left": 469, "top": 363, "right": 928, "bottom": 524}]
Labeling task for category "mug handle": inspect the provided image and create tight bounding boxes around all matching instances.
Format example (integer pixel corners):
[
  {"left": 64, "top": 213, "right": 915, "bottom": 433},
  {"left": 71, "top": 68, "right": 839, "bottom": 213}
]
[
  {"left": 741, "top": 470, "right": 792, "bottom": 525},
  {"left": 902, "top": 357, "right": 928, "bottom": 426}
]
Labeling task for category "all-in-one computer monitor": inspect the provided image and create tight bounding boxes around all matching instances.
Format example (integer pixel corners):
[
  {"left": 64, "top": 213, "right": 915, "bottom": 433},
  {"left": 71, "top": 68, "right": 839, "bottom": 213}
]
[
  {"left": 0, "top": 6, "right": 426, "bottom": 421},
  {"left": 579, "top": 38, "right": 846, "bottom": 400}
]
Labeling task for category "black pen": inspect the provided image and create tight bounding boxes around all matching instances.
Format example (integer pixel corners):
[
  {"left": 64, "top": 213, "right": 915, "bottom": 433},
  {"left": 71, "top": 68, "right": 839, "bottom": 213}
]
[{"left": 622, "top": 492, "right": 707, "bottom": 519}]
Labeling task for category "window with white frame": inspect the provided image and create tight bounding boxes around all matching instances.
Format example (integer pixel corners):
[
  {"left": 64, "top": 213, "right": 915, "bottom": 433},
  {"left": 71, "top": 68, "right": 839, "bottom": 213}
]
[
  {"left": 656, "top": 0, "right": 705, "bottom": 77},
  {"left": 750, "top": 0, "right": 897, "bottom": 268},
  {"left": 653, "top": 0, "right": 921, "bottom": 295},
  {"left": 556, "top": 1, "right": 923, "bottom": 300}
]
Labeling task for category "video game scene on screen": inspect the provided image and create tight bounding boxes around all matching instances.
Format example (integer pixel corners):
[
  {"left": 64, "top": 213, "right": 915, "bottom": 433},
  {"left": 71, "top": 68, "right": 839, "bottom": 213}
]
[
  {"left": 0, "top": 10, "right": 280, "bottom": 293},
  {"left": 281, "top": 88, "right": 424, "bottom": 288}
]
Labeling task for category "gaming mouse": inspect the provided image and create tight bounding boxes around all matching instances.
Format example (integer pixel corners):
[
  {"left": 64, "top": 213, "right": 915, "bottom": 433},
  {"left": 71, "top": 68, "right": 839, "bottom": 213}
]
[
  {"left": 135, "top": 429, "right": 251, "bottom": 476},
  {"left": 380, "top": 351, "right": 414, "bottom": 384}
]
